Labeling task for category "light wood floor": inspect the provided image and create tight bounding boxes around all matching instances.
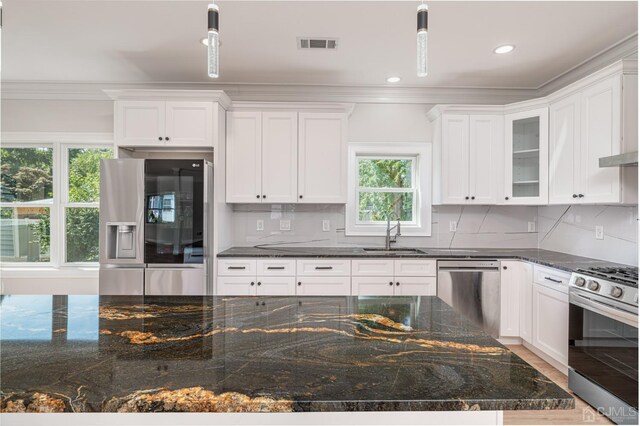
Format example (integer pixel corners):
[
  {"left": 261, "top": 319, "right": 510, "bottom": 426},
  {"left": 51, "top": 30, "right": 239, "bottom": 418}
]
[{"left": 503, "top": 345, "right": 613, "bottom": 425}]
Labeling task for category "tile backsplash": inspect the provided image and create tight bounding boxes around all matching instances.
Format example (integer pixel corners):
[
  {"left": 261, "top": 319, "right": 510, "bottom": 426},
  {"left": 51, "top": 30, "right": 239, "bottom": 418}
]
[
  {"left": 231, "top": 204, "right": 539, "bottom": 249},
  {"left": 538, "top": 205, "right": 638, "bottom": 266}
]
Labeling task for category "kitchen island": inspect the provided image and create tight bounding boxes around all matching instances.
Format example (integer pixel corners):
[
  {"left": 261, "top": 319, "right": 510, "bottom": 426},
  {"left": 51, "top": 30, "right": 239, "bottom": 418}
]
[{"left": 0, "top": 295, "right": 573, "bottom": 425}]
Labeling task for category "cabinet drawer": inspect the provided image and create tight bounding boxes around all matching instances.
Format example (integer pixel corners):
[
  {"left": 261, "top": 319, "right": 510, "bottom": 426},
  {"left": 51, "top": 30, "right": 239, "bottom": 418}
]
[
  {"left": 295, "top": 276, "right": 351, "bottom": 296},
  {"left": 296, "top": 259, "right": 351, "bottom": 276},
  {"left": 217, "top": 276, "right": 257, "bottom": 296},
  {"left": 394, "top": 259, "right": 436, "bottom": 277},
  {"left": 257, "top": 259, "right": 296, "bottom": 276},
  {"left": 395, "top": 276, "right": 437, "bottom": 296},
  {"left": 217, "top": 259, "right": 257, "bottom": 276},
  {"left": 352, "top": 259, "right": 394, "bottom": 276},
  {"left": 534, "top": 265, "right": 570, "bottom": 293},
  {"left": 352, "top": 276, "right": 395, "bottom": 296}
]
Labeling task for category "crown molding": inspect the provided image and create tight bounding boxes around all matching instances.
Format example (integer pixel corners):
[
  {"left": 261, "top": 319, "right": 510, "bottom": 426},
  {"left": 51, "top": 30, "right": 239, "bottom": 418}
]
[
  {"left": 103, "top": 89, "right": 232, "bottom": 109},
  {"left": 537, "top": 33, "right": 638, "bottom": 96},
  {"left": 229, "top": 101, "right": 356, "bottom": 115},
  {"left": 1, "top": 81, "right": 536, "bottom": 105}
]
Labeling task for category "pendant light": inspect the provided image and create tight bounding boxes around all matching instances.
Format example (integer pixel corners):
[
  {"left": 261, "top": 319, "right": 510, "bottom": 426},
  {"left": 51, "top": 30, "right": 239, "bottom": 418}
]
[
  {"left": 417, "top": 3, "right": 428, "bottom": 77},
  {"left": 207, "top": 3, "right": 219, "bottom": 78}
]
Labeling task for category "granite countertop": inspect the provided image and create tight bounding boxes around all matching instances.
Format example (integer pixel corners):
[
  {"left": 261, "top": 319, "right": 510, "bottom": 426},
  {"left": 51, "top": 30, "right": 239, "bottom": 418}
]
[
  {"left": 0, "top": 295, "right": 573, "bottom": 413},
  {"left": 217, "top": 246, "right": 632, "bottom": 273}
]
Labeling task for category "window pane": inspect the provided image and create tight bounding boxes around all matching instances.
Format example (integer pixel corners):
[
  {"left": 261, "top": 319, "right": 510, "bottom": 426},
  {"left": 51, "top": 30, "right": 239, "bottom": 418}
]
[
  {"left": 358, "top": 192, "right": 413, "bottom": 222},
  {"left": 68, "top": 148, "right": 113, "bottom": 203},
  {"left": 358, "top": 159, "right": 413, "bottom": 188},
  {"left": 66, "top": 208, "right": 100, "bottom": 262},
  {"left": 0, "top": 147, "right": 53, "bottom": 203},
  {"left": 0, "top": 207, "right": 51, "bottom": 262}
]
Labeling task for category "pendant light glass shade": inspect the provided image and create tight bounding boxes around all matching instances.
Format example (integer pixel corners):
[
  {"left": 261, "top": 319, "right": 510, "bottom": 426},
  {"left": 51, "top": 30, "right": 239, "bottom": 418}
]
[
  {"left": 208, "top": 3, "right": 219, "bottom": 78},
  {"left": 417, "top": 3, "right": 428, "bottom": 77}
]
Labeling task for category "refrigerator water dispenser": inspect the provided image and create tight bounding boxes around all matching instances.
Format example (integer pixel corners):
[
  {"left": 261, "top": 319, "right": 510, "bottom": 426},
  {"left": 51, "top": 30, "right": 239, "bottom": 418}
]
[{"left": 106, "top": 222, "right": 137, "bottom": 259}]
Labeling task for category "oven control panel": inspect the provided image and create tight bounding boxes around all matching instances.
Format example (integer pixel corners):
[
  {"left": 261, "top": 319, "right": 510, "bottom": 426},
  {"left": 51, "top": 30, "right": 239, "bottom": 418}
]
[{"left": 570, "top": 273, "right": 638, "bottom": 308}]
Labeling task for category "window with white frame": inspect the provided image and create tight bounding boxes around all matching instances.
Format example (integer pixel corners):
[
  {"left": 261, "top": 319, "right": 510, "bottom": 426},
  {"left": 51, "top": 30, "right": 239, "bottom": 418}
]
[
  {"left": 0, "top": 140, "right": 113, "bottom": 266},
  {"left": 346, "top": 143, "right": 431, "bottom": 236}
]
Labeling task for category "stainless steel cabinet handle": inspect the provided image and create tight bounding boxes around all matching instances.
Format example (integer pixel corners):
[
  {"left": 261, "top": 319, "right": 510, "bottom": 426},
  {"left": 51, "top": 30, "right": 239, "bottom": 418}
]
[
  {"left": 544, "top": 276, "right": 562, "bottom": 284},
  {"left": 315, "top": 266, "right": 333, "bottom": 270},
  {"left": 267, "top": 266, "right": 285, "bottom": 270},
  {"left": 228, "top": 266, "right": 246, "bottom": 270}
]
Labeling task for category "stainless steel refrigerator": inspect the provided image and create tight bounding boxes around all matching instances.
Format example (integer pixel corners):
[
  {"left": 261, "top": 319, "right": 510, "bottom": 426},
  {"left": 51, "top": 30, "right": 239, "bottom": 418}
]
[{"left": 99, "top": 159, "right": 213, "bottom": 295}]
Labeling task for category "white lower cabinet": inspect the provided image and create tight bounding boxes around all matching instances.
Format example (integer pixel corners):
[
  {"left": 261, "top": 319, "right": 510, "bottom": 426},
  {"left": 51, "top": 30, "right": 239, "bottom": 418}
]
[
  {"left": 256, "top": 276, "right": 296, "bottom": 296},
  {"left": 295, "top": 276, "right": 351, "bottom": 296},
  {"left": 217, "top": 276, "right": 257, "bottom": 296},
  {"left": 532, "top": 282, "right": 569, "bottom": 367},
  {"left": 351, "top": 259, "right": 437, "bottom": 296},
  {"left": 394, "top": 276, "right": 437, "bottom": 296},
  {"left": 351, "top": 277, "right": 395, "bottom": 296},
  {"left": 499, "top": 261, "right": 522, "bottom": 337},
  {"left": 519, "top": 264, "right": 534, "bottom": 344},
  {"left": 217, "top": 259, "right": 296, "bottom": 296}
]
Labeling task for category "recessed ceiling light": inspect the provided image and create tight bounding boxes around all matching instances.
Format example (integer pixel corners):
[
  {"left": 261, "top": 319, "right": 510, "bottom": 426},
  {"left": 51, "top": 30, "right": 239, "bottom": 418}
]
[
  {"left": 494, "top": 44, "right": 515, "bottom": 54},
  {"left": 386, "top": 76, "right": 401, "bottom": 83}
]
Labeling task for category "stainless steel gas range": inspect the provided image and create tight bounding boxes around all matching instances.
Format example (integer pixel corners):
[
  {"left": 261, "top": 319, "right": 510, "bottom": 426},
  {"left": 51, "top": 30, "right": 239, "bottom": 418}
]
[{"left": 568, "top": 266, "right": 638, "bottom": 425}]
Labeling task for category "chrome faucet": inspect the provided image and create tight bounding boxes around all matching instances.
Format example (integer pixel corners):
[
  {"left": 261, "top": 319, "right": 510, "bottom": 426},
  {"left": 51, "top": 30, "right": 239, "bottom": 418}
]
[{"left": 385, "top": 215, "right": 401, "bottom": 250}]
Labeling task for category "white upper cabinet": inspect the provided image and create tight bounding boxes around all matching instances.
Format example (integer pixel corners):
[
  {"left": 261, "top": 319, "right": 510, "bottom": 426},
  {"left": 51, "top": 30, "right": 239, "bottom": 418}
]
[
  {"left": 115, "top": 100, "right": 213, "bottom": 147},
  {"left": 226, "top": 111, "right": 262, "bottom": 203},
  {"left": 549, "top": 93, "right": 581, "bottom": 204},
  {"left": 225, "top": 107, "right": 350, "bottom": 204},
  {"left": 116, "top": 101, "right": 165, "bottom": 146},
  {"left": 503, "top": 107, "right": 549, "bottom": 205},
  {"left": 469, "top": 115, "right": 502, "bottom": 204},
  {"left": 580, "top": 76, "right": 622, "bottom": 203},
  {"left": 549, "top": 74, "right": 636, "bottom": 204},
  {"left": 165, "top": 102, "right": 213, "bottom": 147},
  {"left": 298, "top": 113, "right": 348, "bottom": 203},
  {"left": 436, "top": 113, "right": 502, "bottom": 204},
  {"left": 440, "top": 115, "right": 470, "bottom": 204},
  {"left": 226, "top": 111, "right": 298, "bottom": 203},
  {"left": 261, "top": 112, "right": 298, "bottom": 203}
]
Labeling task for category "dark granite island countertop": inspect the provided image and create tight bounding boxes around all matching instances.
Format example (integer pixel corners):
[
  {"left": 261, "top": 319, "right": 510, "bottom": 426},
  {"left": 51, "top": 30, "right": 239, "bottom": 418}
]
[{"left": 0, "top": 295, "right": 573, "bottom": 414}]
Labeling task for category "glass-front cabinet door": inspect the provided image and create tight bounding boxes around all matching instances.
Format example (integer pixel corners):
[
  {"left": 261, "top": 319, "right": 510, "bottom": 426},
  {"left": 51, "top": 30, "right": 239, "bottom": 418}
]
[{"left": 503, "top": 107, "right": 549, "bottom": 205}]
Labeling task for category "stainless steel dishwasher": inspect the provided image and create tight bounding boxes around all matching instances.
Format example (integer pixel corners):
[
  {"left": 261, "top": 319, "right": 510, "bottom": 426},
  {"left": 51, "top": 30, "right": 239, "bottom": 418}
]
[{"left": 437, "top": 260, "right": 501, "bottom": 337}]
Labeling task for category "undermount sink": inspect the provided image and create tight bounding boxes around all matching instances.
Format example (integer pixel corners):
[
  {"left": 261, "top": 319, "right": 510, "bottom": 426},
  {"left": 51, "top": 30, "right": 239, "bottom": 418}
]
[{"left": 362, "top": 248, "right": 424, "bottom": 255}]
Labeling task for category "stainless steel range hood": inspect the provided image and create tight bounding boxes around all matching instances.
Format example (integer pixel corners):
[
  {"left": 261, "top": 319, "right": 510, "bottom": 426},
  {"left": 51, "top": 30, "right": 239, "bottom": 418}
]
[{"left": 599, "top": 152, "right": 638, "bottom": 167}]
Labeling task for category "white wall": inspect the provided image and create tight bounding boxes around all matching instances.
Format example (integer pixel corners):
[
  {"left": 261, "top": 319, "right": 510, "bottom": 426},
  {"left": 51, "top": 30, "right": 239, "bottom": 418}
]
[
  {"left": 2, "top": 100, "right": 113, "bottom": 132},
  {"left": 538, "top": 205, "right": 638, "bottom": 266}
]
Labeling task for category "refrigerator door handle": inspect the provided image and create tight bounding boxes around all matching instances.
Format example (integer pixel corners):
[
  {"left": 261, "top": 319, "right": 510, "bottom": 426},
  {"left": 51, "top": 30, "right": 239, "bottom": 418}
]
[{"left": 203, "top": 160, "right": 214, "bottom": 295}]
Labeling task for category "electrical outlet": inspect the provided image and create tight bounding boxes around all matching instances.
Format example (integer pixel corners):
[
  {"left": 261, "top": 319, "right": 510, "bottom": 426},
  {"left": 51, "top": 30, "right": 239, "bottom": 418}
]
[
  {"left": 322, "top": 220, "right": 330, "bottom": 232},
  {"left": 449, "top": 221, "right": 457, "bottom": 232},
  {"left": 256, "top": 219, "right": 264, "bottom": 231},
  {"left": 280, "top": 219, "right": 291, "bottom": 231},
  {"left": 595, "top": 225, "right": 604, "bottom": 240},
  {"left": 528, "top": 221, "right": 536, "bottom": 233}
]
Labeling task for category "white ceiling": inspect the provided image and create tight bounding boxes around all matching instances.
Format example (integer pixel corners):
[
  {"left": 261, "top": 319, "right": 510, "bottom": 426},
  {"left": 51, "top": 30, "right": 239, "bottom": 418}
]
[{"left": 2, "top": 1, "right": 638, "bottom": 89}]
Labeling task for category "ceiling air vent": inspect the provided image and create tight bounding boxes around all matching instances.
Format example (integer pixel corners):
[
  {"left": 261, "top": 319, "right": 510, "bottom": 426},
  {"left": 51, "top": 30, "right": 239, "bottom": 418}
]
[{"left": 298, "top": 37, "right": 339, "bottom": 50}]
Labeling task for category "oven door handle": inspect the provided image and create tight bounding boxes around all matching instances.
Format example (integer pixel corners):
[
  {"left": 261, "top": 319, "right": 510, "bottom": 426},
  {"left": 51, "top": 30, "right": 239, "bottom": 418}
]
[{"left": 570, "top": 292, "right": 638, "bottom": 328}]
